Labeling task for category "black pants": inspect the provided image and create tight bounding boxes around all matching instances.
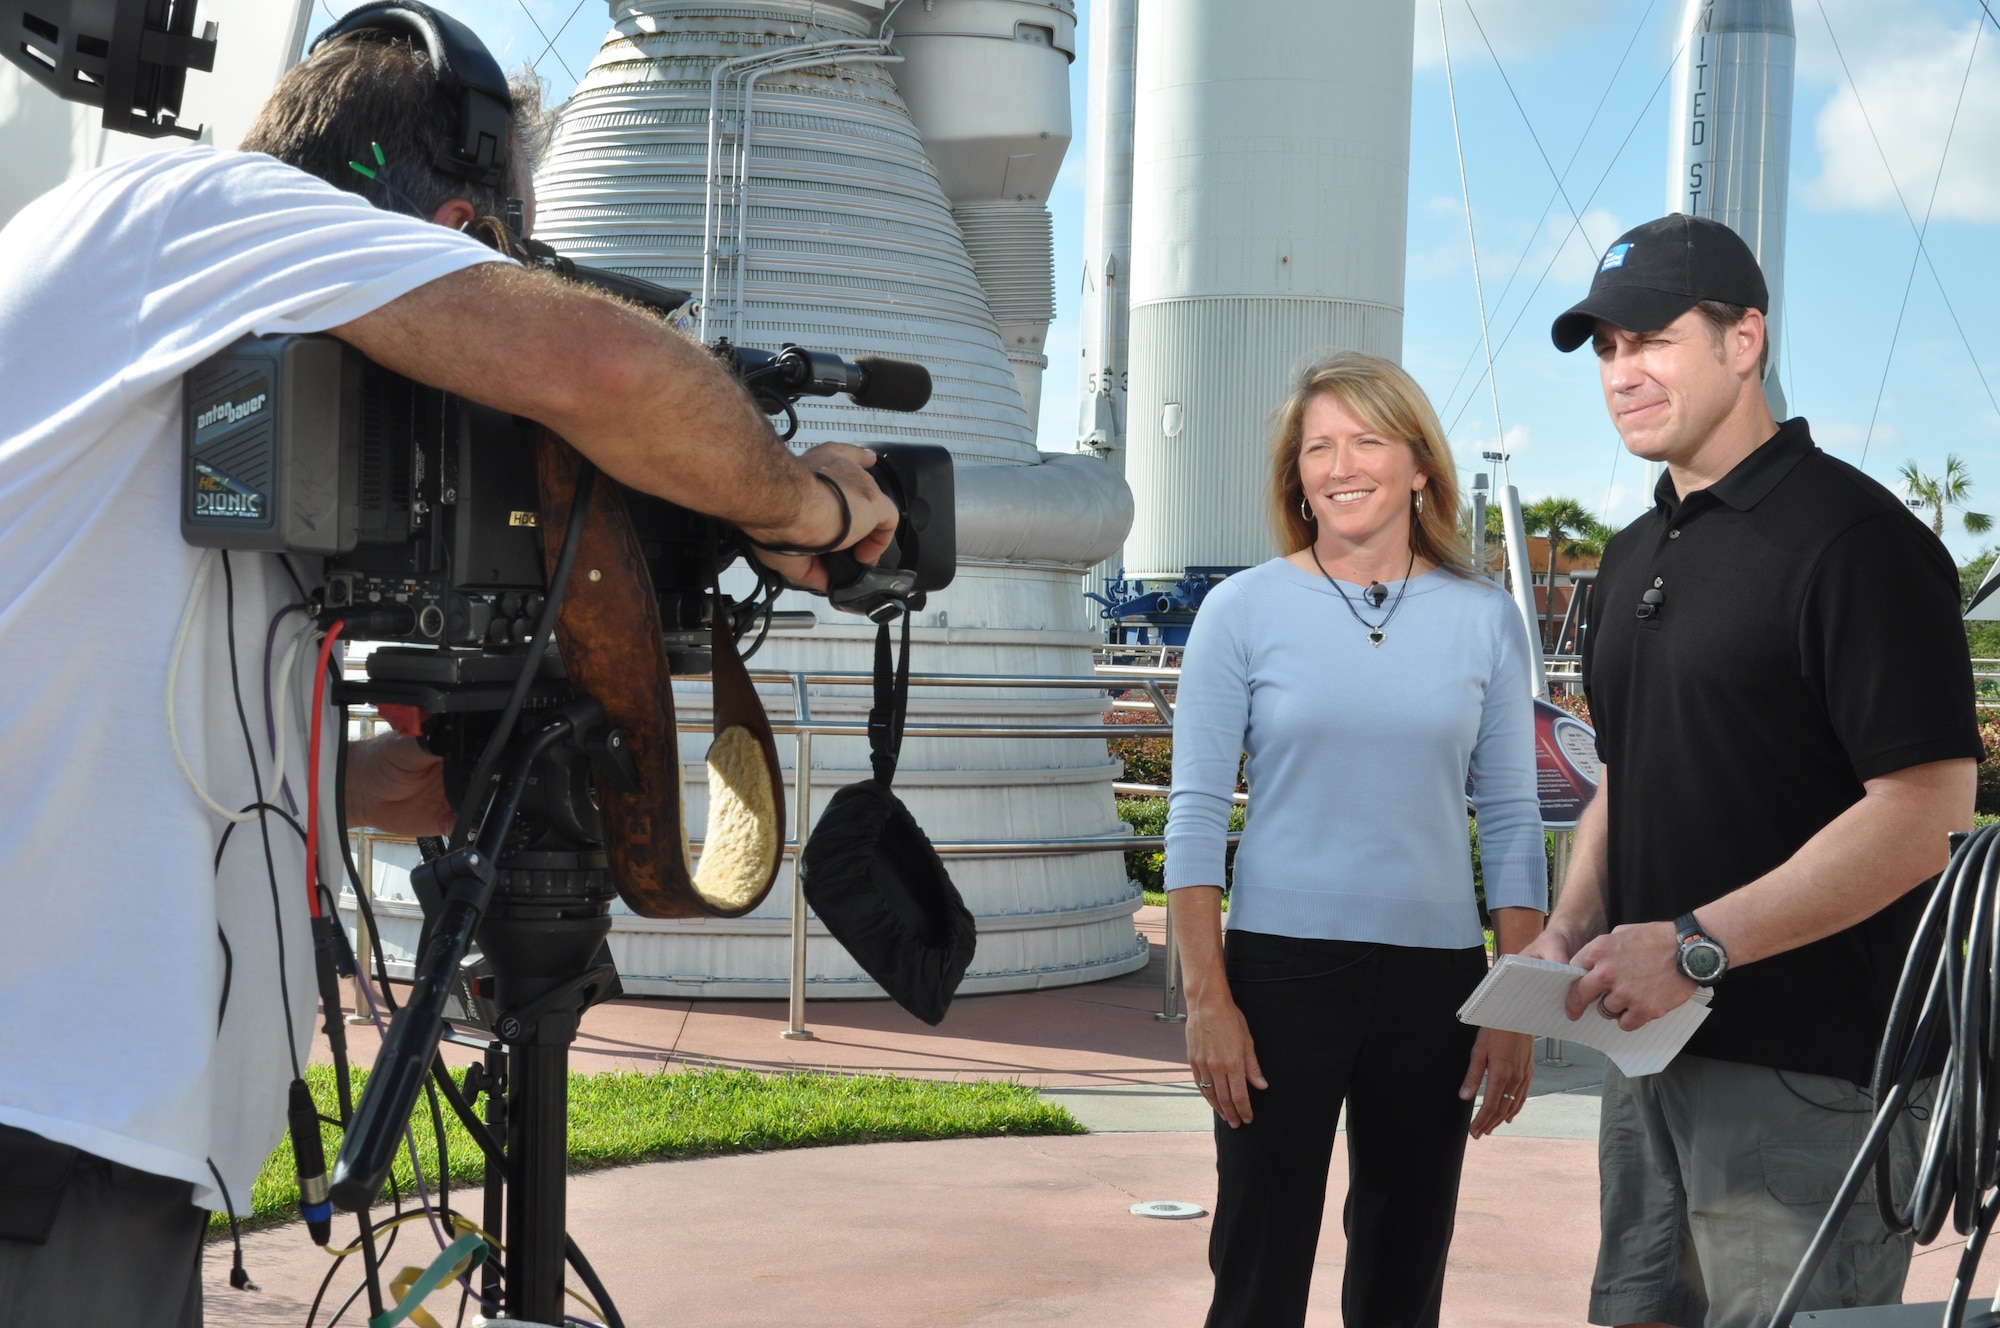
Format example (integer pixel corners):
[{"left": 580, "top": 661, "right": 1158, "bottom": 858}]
[
  {"left": 0, "top": 1127, "right": 204, "bottom": 1328},
  {"left": 1204, "top": 931, "right": 1488, "bottom": 1328}
]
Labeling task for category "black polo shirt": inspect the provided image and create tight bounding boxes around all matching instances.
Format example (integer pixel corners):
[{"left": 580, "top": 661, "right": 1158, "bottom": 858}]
[{"left": 1582, "top": 418, "right": 1982, "bottom": 1084}]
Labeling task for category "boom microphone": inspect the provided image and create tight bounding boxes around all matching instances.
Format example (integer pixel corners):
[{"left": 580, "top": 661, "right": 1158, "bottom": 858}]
[
  {"left": 729, "top": 345, "right": 931, "bottom": 414},
  {"left": 850, "top": 356, "right": 931, "bottom": 413}
]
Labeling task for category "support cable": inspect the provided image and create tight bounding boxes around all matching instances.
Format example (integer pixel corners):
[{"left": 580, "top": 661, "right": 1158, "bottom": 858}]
[
  {"left": 1461, "top": 0, "right": 1605, "bottom": 256},
  {"left": 1437, "top": 0, "right": 1508, "bottom": 470},
  {"left": 1842, "top": 10, "right": 1982, "bottom": 469},
  {"left": 1438, "top": 0, "right": 1661, "bottom": 422},
  {"left": 1446, "top": 50, "right": 1680, "bottom": 435},
  {"left": 1814, "top": 0, "right": 2000, "bottom": 452},
  {"left": 515, "top": 0, "right": 582, "bottom": 87}
]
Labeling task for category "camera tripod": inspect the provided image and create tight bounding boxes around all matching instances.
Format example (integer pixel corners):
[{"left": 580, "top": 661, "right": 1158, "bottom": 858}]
[{"left": 332, "top": 650, "right": 631, "bottom": 1328}]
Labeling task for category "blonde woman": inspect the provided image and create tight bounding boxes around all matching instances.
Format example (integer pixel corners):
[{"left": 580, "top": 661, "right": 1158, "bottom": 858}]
[{"left": 1165, "top": 352, "right": 1548, "bottom": 1328}]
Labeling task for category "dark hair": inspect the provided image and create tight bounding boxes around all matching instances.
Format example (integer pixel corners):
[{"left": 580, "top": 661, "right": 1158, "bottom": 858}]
[
  {"left": 241, "top": 33, "right": 539, "bottom": 221},
  {"left": 1692, "top": 299, "right": 1771, "bottom": 379}
]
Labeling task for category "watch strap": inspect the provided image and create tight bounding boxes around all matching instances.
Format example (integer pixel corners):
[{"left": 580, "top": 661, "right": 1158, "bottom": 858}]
[{"left": 1675, "top": 912, "right": 1704, "bottom": 943}]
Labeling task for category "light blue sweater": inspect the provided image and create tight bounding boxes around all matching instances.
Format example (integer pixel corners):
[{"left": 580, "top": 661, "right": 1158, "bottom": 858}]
[{"left": 1163, "top": 558, "right": 1548, "bottom": 949}]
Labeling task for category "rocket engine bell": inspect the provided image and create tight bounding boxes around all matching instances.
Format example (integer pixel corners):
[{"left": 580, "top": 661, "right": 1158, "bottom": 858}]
[{"left": 1665, "top": 0, "right": 1795, "bottom": 417}]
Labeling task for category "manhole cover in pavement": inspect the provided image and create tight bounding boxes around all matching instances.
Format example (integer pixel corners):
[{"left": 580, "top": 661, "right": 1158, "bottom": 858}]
[{"left": 1130, "top": 1200, "right": 1206, "bottom": 1220}]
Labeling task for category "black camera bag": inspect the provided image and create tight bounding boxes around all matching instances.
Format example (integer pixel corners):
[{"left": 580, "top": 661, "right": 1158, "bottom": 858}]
[{"left": 801, "top": 612, "right": 975, "bottom": 1025}]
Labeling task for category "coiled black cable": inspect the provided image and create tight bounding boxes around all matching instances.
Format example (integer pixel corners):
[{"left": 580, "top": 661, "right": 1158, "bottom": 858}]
[{"left": 1773, "top": 822, "right": 2000, "bottom": 1326}]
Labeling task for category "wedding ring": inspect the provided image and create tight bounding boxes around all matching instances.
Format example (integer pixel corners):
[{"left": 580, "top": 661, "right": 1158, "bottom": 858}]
[
  {"left": 1598, "top": 994, "right": 1620, "bottom": 1020},
  {"left": 1501, "top": 1093, "right": 1516, "bottom": 1100},
  {"left": 1196, "top": 1081, "right": 1214, "bottom": 1089}
]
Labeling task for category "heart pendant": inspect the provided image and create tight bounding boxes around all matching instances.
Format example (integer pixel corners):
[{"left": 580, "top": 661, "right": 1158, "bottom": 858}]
[{"left": 1368, "top": 630, "right": 1385, "bottom": 647}]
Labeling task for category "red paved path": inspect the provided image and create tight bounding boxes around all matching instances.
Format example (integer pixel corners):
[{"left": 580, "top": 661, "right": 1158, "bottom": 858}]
[{"left": 216, "top": 907, "right": 1969, "bottom": 1326}]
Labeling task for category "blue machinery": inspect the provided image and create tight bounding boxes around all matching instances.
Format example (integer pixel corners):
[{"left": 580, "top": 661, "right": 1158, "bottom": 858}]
[{"left": 1087, "top": 566, "right": 1243, "bottom": 646}]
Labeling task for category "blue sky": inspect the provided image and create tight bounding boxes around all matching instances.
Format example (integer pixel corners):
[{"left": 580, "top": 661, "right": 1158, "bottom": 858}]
[{"left": 372, "top": 0, "right": 2000, "bottom": 564}]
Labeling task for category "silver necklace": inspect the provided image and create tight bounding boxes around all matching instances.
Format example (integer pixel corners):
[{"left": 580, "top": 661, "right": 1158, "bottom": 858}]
[{"left": 1309, "top": 545, "right": 1417, "bottom": 647}]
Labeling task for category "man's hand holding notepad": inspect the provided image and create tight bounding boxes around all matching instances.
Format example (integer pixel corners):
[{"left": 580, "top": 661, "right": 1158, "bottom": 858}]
[{"left": 1456, "top": 954, "right": 1713, "bottom": 1077}]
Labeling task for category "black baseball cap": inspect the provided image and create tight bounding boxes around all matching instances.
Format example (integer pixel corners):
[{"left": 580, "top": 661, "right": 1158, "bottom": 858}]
[{"left": 1551, "top": 214, "right": 1769, "bottom": 352}]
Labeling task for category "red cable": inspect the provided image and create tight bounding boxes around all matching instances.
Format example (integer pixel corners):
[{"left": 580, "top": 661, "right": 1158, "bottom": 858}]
[{"left": 305, "top": 621, "right": 345, "bottom": 921}]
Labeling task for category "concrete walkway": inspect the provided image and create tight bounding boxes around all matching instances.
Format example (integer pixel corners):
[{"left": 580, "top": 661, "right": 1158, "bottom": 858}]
[{"left": 220, "top": 907, "right": 1965, "bottom": 1326}]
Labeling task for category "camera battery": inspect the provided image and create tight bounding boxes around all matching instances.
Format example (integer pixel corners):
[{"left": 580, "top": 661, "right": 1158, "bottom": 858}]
[{"left": 182, "top": 333, "right": 360, "bottom": 554}]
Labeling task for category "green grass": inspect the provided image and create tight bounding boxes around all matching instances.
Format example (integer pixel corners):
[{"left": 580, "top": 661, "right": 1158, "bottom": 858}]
[{"left": 219, "top": 1063, "right": 1082, "bottom": 1234}]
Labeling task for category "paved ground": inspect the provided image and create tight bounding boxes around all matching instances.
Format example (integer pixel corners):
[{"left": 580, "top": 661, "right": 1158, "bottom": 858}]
[{"left": 213, "top": 907, "right": 1968, "bottom": 1326}]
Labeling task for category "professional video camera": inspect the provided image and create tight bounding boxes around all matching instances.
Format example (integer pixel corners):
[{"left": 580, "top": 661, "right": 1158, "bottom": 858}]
[
  {"left": 180, "top": 247, "right": 955, "bottom": 1324},
  {"left": 181, "top": 254, "right": 953, "bottom": 648}
]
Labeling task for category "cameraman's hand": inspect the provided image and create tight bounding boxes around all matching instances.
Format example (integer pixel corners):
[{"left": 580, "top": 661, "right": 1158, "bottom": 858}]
[
  {"left": 745, "top": 444, "right": 898, "bottom": 591},
  {"left": 345, "top": 732, "right": 454, "bottom": 838}
]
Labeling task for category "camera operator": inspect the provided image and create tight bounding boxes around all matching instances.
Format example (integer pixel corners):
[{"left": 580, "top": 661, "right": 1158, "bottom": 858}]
[{"left": 0, "top": 16, "right": 893, "bottom": 1325}]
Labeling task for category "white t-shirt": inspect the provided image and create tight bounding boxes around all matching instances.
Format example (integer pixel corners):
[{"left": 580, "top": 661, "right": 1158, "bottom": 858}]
[{"left": 0, "top": 147, "right": 505, "bottom": 1211}]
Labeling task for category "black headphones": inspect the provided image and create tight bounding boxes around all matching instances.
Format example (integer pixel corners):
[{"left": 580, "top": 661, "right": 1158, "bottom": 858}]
[{"left": 309, "top": 1, "right": 513, "bottom": 190}]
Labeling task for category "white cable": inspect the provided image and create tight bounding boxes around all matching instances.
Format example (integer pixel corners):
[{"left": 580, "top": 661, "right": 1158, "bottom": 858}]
[
  {"left": 267, "top": 619, "right": 319, "bottom": 798},
  {"left": 167, "top": 550, "right": 258, "bottom": 824}
]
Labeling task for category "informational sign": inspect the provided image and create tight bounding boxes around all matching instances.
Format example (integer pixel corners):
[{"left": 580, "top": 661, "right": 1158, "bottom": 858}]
[{"left": 1533, "top": 699, "right": 1601, "bottom": 829}]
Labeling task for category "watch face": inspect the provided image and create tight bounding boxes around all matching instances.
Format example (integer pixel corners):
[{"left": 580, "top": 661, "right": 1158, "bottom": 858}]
[{"left": 1682, "top": 940, "right": 1725, "bottom": 982}]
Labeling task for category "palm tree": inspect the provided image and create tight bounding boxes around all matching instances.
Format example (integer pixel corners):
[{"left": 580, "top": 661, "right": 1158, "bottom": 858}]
[
  {"left": 1521, "top": 496, "right": 1599, "bottom": 649},
  {"left": 1573, "top": 516, "right": 1618, "bottom": 558},
  {"left": 1900, "top": 455, "right": 1993, "bottom": 537}
]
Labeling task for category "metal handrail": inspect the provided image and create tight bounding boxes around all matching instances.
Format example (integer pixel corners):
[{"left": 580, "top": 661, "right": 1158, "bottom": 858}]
[{"left": 343, "top": 659, "right": 1202, "bottom": 1032}]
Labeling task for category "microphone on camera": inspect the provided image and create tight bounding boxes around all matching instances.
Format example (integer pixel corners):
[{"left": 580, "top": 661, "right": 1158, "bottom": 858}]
[
  {"left": 745, "top": 346, "right": 933, "bottom": 414},
  {"left": 850, "top": 357, "right": 932, "bottom": 414},
  {"left": 1365, "top": 582, "right": 1388, "bottom": 608}
]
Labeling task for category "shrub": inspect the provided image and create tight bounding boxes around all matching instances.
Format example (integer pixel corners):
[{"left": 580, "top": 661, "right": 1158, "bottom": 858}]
[
  {"left": 1116, "top": 796, "right": 1243, "bottom": 893},
  {"left": 1980, "top": 715, "right": 2000, "bottom": 818},
  {"left": 1105, "top": 705, "right": 1174, "bottom": 786},
  {"left": 1550, "top": 685, "right": 1591, "bottom": 725}
]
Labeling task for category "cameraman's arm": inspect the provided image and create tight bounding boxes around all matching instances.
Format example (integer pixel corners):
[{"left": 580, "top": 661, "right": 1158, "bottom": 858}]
[{"left": 328, "top": 263, "right": 896, "bottom": 580}]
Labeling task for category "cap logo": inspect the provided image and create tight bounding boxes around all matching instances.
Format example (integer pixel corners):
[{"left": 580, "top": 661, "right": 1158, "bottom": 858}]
[{"left": 1600, "top": 243, "right": 1633, "bottom": 272}]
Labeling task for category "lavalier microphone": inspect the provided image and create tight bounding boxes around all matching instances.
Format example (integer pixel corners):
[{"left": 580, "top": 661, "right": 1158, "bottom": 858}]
[{"left": 1365, "top": 582, "right": 1388, "bottom": 608}]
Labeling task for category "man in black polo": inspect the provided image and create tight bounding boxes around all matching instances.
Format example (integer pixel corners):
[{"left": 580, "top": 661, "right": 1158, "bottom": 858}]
[{"left": 1523, "top": 213, "right": 1982, "bottom": 1328}]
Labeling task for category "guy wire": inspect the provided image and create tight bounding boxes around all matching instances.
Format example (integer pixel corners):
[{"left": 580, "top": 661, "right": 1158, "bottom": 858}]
[{"left": 1436, "top": 0, "right": 1509, "bottom": 469}]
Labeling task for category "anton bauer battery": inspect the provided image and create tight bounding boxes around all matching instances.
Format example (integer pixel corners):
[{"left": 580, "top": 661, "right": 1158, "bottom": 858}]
[{"left": 181, "top": 333, "right": 363, "bottom": 554}]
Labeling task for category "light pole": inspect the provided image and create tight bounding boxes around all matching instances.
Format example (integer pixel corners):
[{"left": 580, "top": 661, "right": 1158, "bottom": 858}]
[
  {"left": 1471, "top": 470, "right": 1490, "bottom": 576},
  {"left": 1481, "top": 449, "right": 1547, "bottom": 696}
]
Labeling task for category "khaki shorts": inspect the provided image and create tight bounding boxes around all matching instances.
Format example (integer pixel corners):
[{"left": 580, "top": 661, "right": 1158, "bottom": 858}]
[{"left": 1591, "top": 1054, "right": 1925, "bottom": 1328}]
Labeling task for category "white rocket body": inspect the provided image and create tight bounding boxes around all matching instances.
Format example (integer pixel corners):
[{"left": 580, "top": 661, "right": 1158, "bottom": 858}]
[
  {"left": 1122, "top": 0, "right": 1414, "bottom": 578},
  {"left": 1665, "top": 0, "right": 1795, "bottom": 418},
  {"left": 516, "top": 0, "right": 1142, "bottom": 998},
  {"left": 891, "top": 0, "right": 1076, "bottom": 433},
  {"left": 1076, "top": 0, "right": 1138, "bottom": 462}
]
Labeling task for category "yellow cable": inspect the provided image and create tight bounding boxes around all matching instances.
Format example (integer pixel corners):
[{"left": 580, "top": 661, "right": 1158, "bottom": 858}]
[{"left": 324, "top": 1211, "right": 605, "bottom": 1322}]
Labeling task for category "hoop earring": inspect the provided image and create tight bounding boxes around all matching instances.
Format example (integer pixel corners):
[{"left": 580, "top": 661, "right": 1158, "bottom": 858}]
[
  {"left": 1300, "top": 496, "right": 1314, "bottom": 522},
  {"left": 1414, "top": 491, "right": 1425, "bottom": 513}
]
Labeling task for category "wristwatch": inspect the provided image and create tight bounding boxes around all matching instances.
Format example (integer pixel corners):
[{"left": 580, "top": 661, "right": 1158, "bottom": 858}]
[{"left": 1674, "top": 913, "right": 1728, "bottom": 986}]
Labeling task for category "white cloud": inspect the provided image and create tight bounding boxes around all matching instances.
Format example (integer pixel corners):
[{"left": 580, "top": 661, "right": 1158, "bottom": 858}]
[
  {"left": 1793, "top": 0, "right": 1964, "bottom": 81},
  {"left": 1466, "top": 206, "right": 1624, "bottom": 324},
  {"left": 1811, "top": 416, "right": 1907, "bottom": 461},
  {"left": 1534, "top": 206, "right": 1624, "bottom": 290},
  {"left": 1454, "top": 419, "right": 1534, "bottom": 461},
  {"left": 1414, "top": 0, "right": 1612, "bottom": 70},
  {"left": 1598, "top": 479, "right": 1650, "bottom": 526},
  {"left": 1800, "top": 9, "right": 2000, "bottom": 222}
]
